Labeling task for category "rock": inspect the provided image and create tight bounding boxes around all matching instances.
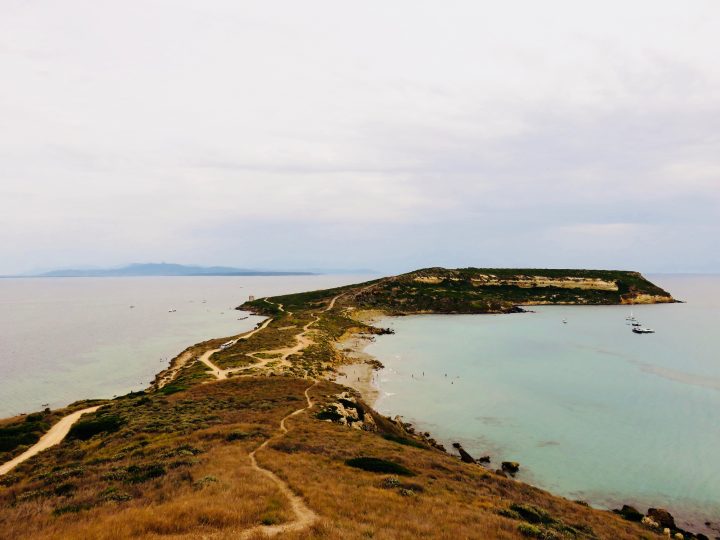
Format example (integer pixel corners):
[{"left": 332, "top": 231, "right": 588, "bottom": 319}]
[
  {"left": 452, "top": 443, "right": 476, "bottom": 463},
  {"left": 674, "top": 533, "right": 683, "bottom": 540},
  {"left": 494, "top": 469, "right": 508, "bottom": 477},
  {"left": 615, "top": 504, "right": 643, "bottom": 522},
  {"left": 501, "top": 461, "right": 520, "bottom": 474},
  {"left": 478, "top": 455, "right": 491, "bottom": 463},
  {"left": 663, "top": 528, "right": 671, "bottom": 538},
  {"left": 648, "top": 508, "right": 677, "bottom": 530},
  {"left": 642, "top": 516, "right": 660, "bottom": 528}
]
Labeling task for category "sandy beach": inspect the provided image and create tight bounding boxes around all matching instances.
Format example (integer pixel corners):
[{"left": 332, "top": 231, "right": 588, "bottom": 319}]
[{"left": 333, "top": 319, "right": 383, "bottom": 406}]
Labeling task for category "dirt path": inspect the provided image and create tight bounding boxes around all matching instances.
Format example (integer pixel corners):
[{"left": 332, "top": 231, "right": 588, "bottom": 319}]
[
  {"left": 197, "top": 316, "right": 275, "bottom": 380},
  {"left": 0, "top": 406, "right": 101, "bottom": 476},
  {"left": 240, "top": 381, "right": 318, "bottom": 538}
]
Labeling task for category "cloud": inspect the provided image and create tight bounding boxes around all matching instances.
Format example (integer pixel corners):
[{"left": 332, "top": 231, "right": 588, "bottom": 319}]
[{"left": 0, "top": 0, "right": 718, "bottom": 273}]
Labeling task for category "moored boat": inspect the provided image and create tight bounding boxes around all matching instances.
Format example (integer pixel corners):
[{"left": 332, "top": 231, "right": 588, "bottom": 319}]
[{"left": 632, "top": 327, "right": 655, "bottom": 334}]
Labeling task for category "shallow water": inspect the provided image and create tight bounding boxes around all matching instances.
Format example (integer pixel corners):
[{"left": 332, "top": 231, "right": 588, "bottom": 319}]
[
  {"left": 366, "top": 275, "right": 720, "bottom": 531},
  {"left": 0, "top": 275, "right": 368, "bottom": 417}
]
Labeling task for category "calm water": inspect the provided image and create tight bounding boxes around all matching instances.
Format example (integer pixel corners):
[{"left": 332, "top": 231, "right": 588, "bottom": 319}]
[
  {"left": 367, "top": 275, "right": 720, "bottom": 531},
  {"left": 0, "top": 275, "right": 368, "bottom": 417}
]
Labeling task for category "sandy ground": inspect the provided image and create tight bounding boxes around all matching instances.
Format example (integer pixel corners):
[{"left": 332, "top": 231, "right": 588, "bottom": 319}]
[{"left": 334, "top": 333, "right": 381, "bottom": 406}]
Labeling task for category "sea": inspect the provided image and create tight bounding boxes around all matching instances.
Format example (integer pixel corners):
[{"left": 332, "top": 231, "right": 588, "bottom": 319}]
[
  {"left": 0, "top": 275, "right": 368, "bottom": 418},
  {"left": 366, "top": 275, "right": 720, "bottom": 532}
]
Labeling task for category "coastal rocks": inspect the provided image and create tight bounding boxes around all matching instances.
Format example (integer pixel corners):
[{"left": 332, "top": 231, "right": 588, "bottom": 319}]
[
  {"left": 502, "top": 461, "right": 520, "bottom": 474},
  {"left": 614, "top": 504, "right": 643, "bottom": 522},
  {"left": 316, "top": 393, "right": 376, "bottom": 431},
  {"left": 452, "top": 442, "right": 477, "bottom": 464},
  {"left": 642, "top": 516, "right": 660, "bottom": 529},
  {"left": 373, "top": 327, "right": 395, "bottom": 335},
  {"left": 648, "top": 508, "right": 676, "bottom": 530}
]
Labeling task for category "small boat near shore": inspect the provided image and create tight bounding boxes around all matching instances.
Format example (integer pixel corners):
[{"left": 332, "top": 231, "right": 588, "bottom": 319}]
[{"left": 632, "top": 327, "right": 655, "bottom": 334}]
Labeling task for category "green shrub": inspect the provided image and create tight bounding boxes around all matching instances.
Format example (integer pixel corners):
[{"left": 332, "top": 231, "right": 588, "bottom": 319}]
[
  {"left": 345, "top": 457, "right": 415, "bottom": 476},
  {"left": 52, "top": 503, "right": 92, "bottom": 516},
  {"left": 518, "top": 523, "right": 543, "bottom": 537},
  {"left": 159, "top": 384, "right": 187, "bottom": 395},
  {"left": 510, "top": 503, "right": 555, "bottom": 524},
  {"left": 68, "top": 415, "right": 123, "bottom": 440},
  {"left": 125, "top": 463, "right": 166, "bottom": 484},
  {"left": 497, "top": 508, "right": 521, "bottom": 520},
  {"left": 100, "top": 487, "right": 132, "bottom": 502},
  {"left": 381, "top": 433, "right": 426, "bottom": 449}
]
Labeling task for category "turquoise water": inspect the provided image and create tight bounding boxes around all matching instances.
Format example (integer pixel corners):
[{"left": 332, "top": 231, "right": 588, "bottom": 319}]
[
  {"left": 0, "top": 275, "right": 369, "bottom": 418},
  {"left": 366, "top": 275, "right": 720, "bottom": 531}
]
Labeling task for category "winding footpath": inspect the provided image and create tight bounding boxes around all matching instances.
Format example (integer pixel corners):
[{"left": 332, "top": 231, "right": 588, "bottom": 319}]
[
  {"left": 200, "top": 296, "right": 340, "bottom": 380},
  {"left": 198, "top": 315, "right": 275, "bottom": 379},
  {"left": 0, "top": 406, "right": 101, "bottom": 476},
  {"left": 240, "top": 381, "right": 319, "bottom": 538}
]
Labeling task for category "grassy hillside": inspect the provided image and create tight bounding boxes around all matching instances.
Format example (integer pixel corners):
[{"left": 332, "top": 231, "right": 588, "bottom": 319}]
[{"left": 0, "top": 378, "right": 662, "bottom": 540}]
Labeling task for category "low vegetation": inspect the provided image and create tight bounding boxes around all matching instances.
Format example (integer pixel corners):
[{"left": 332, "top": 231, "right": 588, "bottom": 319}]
[{"left": 0, "top": 377, "right": 662, "bottom": 539}]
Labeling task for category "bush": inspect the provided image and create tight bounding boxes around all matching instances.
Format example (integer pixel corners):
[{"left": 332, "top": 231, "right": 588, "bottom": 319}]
[
  {"left": 125, "top": 463, "right": 166, "bottom": 484},
  {"left": 510, "top": 503, "right": 554, "bottom": 525},
  {"left": 345, "top": 457, "right": 415, "bottom": 476},
  {"left": 381, "top": 433, "right": 427, "bottom": 449},
  {"left": 518, "top": 524, "right": 542, "bottom": 537},
  {"left": 52, "top": 503, "right": 92, "bottom": 516},
  {"left": 68, "top": 414, "right": 124, "bottom": 440},
  {"left": 159, "top": 384, "right": 187, "bottom": 395}
]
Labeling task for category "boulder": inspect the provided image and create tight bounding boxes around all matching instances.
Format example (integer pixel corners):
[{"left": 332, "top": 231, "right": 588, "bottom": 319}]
[
  {"left": 615, "top": 504, "right": 643, "bottom": 522},
  {"left": 648, "top": 508, "right": 676, "bottom": 530},
  {"left": 452, "top": 442, "right": 476, "bottom": 464},
  {"left": 501, "top": 461, "right": 520, "bottom": 474},
  {"left": 478, "top": 455, "right": 491, "bottom": 463}
]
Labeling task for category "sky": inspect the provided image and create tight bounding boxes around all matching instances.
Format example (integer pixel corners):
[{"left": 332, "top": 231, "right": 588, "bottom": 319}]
[{"left": 1, "top": 1, "right": 719, "bottom": 275}]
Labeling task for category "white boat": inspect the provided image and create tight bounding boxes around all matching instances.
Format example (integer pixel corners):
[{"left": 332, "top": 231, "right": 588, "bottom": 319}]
[{"left": 632, "top": 327, "right": 655, "bottom": 334}]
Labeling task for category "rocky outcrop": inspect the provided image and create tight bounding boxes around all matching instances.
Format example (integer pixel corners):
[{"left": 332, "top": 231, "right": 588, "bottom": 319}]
[
  {"left": 451, "top": 442, "right": 476, "bottom": 464},
  {"left": 621, "top": 294, "right": 676, "bottom": 304},
  {"left": 502, "top": 461, "right": 520, "bottom": 474},
  {"left": 647, "top": 508, "right": 676, "bottom": 529},
  {"left": 316, "top": 392, "right": 376, "bottom": 431},
  {"left": 615, "top": 504, "right": 643, "bottom": 522}
]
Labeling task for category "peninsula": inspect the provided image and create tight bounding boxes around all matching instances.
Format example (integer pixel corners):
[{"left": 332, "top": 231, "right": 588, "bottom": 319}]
[{"left": 2, "top": 268, "right": 696, "bottom": 540}]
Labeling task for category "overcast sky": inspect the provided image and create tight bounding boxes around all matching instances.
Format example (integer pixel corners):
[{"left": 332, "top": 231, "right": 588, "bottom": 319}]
[{"left": 1, "top": 1, "right": 718, "bottom": 275}]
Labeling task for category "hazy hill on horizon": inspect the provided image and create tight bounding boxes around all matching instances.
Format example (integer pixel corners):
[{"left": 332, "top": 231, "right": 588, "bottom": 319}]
[{"left": 24, "top": 263, "right": 317, "bottom": 278}]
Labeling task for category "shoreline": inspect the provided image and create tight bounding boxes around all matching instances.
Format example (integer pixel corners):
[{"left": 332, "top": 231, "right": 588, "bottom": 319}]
[
  {"left": 329, "top": 310, "right": 716, "bottom": 537},
  {"left": 333, "top": 334, "right": 381, "bottom": 407}
]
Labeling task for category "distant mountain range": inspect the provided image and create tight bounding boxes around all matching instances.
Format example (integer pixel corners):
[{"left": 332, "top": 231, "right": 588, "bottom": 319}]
[{"left": 24, "top": 263, "right": 318, "bottom": 277}]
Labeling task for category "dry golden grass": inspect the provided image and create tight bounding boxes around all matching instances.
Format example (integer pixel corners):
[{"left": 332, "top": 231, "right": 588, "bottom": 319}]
[{"left": 1, "top": 377, "right": 661, "bottom": 540}]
